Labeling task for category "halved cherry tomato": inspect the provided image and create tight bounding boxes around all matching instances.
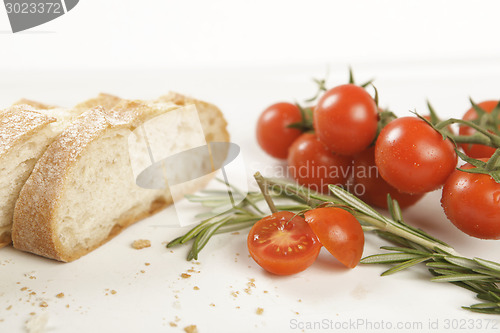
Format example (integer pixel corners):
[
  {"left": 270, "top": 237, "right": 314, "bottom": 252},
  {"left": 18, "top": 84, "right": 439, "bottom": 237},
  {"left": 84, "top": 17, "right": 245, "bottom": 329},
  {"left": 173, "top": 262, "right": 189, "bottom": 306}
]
[
  {"left": 459, "top": 100, "right": 500, "bottom": 159},
  {"left": 256, "top": 102, "right": 303, "bottom": 159},
  {"left": 353, "top": 147, "right": 424, "bottom": 209},
  {"left": 375, "top": 117, "right": 457, "bottom": 194},
  {"left": 314, "top": 84, "right": 378, "bottom": 155},
  {"left": 247, "top": 211, "right": 321, "bottom": 275},
  {"left": 304, "top": 207, "right": 364, "bottom": 268},
  {"left": 288, "top": 133, "right": 352, "bottom": 193},
  {"left": 441, "top": 159, "right": 500, "bottom": 239}
]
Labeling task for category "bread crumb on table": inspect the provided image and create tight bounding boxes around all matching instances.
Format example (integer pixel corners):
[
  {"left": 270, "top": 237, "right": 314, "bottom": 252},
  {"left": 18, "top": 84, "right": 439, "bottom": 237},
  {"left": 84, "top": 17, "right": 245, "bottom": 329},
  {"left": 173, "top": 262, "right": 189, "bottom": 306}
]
[
  {"left": 184, "top": 325, "right": 198, "bottom": 333},
  {"left": 39, "top": 301, "right": 48, "bottom": 308},
  {"left": 132, "top": 239, "right": 151, "bottom": 249},
  {"left": 181, "top": 273, "right": 191, "bottom": 279},
  {"left": 56, "top": 293, "right": 64, "bottom": 299},
  {"left": 110, "top": 290, "right": 117, "bottom": 295},
  {"left": 169, "top": 322, "right": 177, "bottom": 327},
  {"left": 256, "top": 307, "right": 264, "bottom": 315}
]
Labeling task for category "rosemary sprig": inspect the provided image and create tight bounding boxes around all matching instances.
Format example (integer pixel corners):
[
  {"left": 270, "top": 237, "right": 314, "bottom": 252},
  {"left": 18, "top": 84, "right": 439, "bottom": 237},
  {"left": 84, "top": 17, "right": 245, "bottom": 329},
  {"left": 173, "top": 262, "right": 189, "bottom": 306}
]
[{"left": 167, "top": 174, "right": 500, "bottom": 314}]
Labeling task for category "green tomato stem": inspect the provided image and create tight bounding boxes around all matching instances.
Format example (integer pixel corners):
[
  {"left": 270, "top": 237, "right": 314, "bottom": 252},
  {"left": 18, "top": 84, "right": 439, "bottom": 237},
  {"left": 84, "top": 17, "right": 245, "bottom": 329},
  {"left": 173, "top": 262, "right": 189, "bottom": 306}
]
[{"left": 436, "top": 118, "right": 500, "bottom": 149}]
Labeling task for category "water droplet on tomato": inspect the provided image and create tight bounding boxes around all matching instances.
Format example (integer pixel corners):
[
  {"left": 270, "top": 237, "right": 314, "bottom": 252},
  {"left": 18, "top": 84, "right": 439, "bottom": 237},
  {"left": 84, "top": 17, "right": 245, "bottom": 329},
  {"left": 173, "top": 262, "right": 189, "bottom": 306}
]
[{"left": 494, "top": 191, "right": 500, "bottom": 204}]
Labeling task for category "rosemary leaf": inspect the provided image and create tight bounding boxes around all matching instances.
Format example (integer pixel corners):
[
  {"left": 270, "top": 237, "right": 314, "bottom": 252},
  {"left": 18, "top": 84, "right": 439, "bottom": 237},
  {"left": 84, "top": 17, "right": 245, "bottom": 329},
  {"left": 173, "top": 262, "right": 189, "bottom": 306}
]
[
  {"left": 426, "top": 262, "right": 471, "bottom": 273},
  {"left": 463, "top": 307, "right": 500, "bottom": 314},
  {"left": 431, "top": 273, "right": 495, "bottom": 283},
  {"left": 470, "top": 302, "right": 500, "bottom": 309},
  {"left": 444, "top": 256, "right": 483, "bottom": 270},
  {"left": 381, "top": 257, "right": 432, "bottom": 276},
  {"left": 380, "top": 246, "right": 431, "bottom": 256},
  {"left": 475, "top": 257, "right": 500, "bottom": 273},
  {"left": 360, "top": 253, "right": 425, "bottom": 264},
  {"left": 471, "top": 268, "right": 500, "bottom": 279}
]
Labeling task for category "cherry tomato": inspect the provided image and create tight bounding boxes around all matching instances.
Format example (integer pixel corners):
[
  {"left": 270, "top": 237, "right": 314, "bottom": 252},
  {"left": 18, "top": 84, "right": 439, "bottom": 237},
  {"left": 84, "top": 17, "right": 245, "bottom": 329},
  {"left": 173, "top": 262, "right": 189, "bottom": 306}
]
[
  {"left": 375, "top": 117, "right": 457, "bottom": 194},
  {"left": 352, "top": 147, "right": 424, "bottom": 209},
  {"left": 247, "top": 211, "right": 321, "bottom": 275},
  {"left": 256, "top": 102, "right": 302, "bottom": 159},
  {"left": 459, "top": 100, "right": 500, "bottom": 159},
  {"left": 304, "top": 207, "right": 364, "bottom": 268},
  {"left": 288, "top": 133, "right": 352, "bottom": 193},
  {"left": 314, "top": 84, "right": 378, "bottom": 155},
  {"left": 441, "top": 160, "right": 500, "bottom": 239}
]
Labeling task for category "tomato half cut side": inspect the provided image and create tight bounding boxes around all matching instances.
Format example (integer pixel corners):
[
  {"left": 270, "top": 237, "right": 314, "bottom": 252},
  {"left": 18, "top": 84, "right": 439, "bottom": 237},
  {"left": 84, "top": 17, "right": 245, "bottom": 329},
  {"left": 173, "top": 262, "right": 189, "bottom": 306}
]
[
  {"left": 304, "top": 207, "right": 364, "bottom": 268},
  {"left": 247, "top": 211, "right": 322, "bottom": 275}
]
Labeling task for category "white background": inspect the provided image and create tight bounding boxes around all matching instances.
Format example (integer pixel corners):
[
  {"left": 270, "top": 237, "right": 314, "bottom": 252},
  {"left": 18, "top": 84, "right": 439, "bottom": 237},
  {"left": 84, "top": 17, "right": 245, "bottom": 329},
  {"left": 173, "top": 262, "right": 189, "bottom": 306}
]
[
  {"left": 0, "top": 0, "right": 500, "bottom": 70},
  {"left": 1, "top": 1, "right": 500, "bottom": 333}
]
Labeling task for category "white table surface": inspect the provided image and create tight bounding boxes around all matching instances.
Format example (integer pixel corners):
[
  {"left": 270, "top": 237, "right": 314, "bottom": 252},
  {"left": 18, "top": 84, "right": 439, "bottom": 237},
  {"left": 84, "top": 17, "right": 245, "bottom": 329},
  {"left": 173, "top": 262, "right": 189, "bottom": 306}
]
[{"left": 1, "top": 62, "right": 500, "bottom": 332}]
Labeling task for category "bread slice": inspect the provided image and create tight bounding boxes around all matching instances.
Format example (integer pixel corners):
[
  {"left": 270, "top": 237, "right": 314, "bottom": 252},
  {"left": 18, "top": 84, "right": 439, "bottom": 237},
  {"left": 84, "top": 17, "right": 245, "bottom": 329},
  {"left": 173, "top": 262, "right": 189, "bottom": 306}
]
[
  {"left": 12, "top": 95, "right": 229, "bottom": 261},
  {"left": 0, "top": 94, "right": 122, "bottom": 248},
  {"left": 0, "top": 106, "right": 57, "bottom": 248}
]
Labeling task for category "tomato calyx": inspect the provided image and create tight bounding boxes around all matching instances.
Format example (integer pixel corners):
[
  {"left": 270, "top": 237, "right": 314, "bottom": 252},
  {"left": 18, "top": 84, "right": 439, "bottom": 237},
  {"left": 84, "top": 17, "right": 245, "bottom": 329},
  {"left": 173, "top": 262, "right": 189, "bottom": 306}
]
[
  {"left": 348, "top": 66, "right": 374, "bottom": 89},
  {"left": 305, "top": 78, "right": 328, "bottom": 103},
  {"left": 431, "top": 101, "right": 500, "bottom": 152},
  {"left": 467, "top": 98, "right": 500, "bottom": 133},
  {"left": 455, "top": 149, "right": 500, "bottom": 184},
  {"left": 287, "top": 103, "right": 314, "bottom": 132},
  {"left": 305, "top": 67, "right": 374, "bottom": 104}
]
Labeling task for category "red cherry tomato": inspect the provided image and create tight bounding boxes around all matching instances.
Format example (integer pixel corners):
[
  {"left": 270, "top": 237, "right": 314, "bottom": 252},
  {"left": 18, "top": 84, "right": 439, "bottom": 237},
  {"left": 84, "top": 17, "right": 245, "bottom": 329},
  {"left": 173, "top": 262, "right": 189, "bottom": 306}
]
[
  {"left": 247, "top": 211, "right": 321, "bottom": 275},
  {"left": 441, "top": 159, "right": 500, "bottom": 239},
  {"left": 459, "top": 100, "right": 500, "bottom": 159},
  {"left": 304, "top": 207, "right": 364, "bottom": 268},
  {"left": 256, "top": 102, "right": 302, "bottom": 159},
  {"left": 375, "top": 117, "right": 457, "bottom": 194},
  {"left": 314, "top": 84, "right": 378, "bottom": 155},
  {"left": 288, "top": 133, "right": 353, "bottom": 193},
  {"left": 352, "top": 147, "right": 424, "bottom": 209}
]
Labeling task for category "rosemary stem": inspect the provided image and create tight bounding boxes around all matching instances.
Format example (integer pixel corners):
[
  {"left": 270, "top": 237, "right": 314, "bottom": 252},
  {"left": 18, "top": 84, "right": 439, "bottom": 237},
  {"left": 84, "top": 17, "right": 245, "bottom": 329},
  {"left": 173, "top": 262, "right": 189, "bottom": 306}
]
[
  {"left": 254, "top": 172, "right": 277, "bottom": 213},
  {"left": 356, "top": 214, "right": 460, "bottom": 256}
]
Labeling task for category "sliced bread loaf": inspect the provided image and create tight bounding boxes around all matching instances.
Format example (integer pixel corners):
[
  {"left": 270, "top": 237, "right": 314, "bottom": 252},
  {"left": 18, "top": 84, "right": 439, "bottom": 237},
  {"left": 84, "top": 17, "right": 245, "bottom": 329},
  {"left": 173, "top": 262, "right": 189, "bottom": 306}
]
[
  {"left": 0, "top": 94, "right": 122, "bottom": 248},
  {"left": 12, "top": 95, "right": 229, "bottom": 261}
]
